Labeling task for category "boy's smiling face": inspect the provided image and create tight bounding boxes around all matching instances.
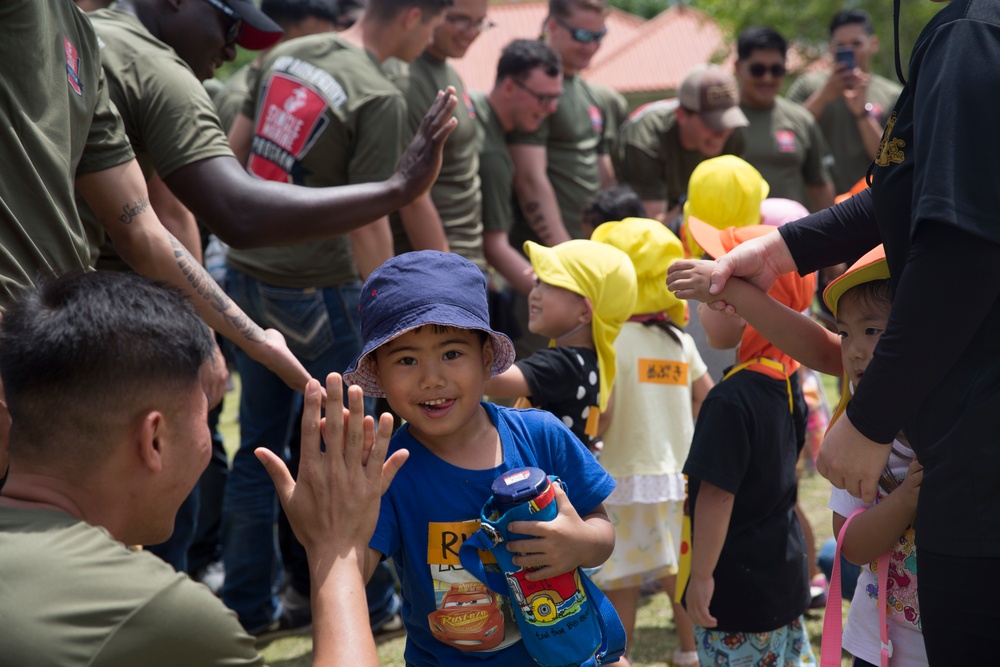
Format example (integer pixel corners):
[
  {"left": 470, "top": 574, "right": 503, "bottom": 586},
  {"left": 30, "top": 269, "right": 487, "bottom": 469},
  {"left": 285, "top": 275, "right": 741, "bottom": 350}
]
[
  {"left": 372, "top": 325, "right": 494, "bottom": 446},
  {"left": 836, "top": 288, "right": 890, "bottom": 388}
]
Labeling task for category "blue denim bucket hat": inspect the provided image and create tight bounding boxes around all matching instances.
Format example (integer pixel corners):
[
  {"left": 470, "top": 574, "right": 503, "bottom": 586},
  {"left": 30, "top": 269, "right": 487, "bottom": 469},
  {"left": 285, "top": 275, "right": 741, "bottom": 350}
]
[{"left": 343, "top": 251, "right": 516, "bottom": 397}]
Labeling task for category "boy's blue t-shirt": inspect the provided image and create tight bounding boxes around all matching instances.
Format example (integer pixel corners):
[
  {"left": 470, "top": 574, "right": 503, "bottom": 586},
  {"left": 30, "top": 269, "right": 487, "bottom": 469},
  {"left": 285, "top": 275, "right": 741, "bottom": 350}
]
[{"left": 371, "top": 402, "right": 615, "bottom": 667}]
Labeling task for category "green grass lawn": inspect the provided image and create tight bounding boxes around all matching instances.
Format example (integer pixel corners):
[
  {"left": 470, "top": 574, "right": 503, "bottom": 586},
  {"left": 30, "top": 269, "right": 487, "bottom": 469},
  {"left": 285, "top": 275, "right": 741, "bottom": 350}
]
[{"left": 216, "top": 373, "right": 851, "bottom": 666}]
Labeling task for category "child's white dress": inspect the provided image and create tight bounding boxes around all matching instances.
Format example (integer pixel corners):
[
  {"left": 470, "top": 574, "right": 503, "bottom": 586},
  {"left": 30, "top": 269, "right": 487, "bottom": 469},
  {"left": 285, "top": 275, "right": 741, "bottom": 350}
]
[
  {"left": 829, "top": 438, "right": 926, "bottom": 666},
  {"left": 591, "top": 321, "right": 707, "bottom": 589}
]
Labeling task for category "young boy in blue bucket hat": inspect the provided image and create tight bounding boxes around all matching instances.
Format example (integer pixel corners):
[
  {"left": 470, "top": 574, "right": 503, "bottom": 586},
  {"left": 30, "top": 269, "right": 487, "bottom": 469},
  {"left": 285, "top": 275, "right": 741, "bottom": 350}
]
[{"left": 343, "top": 250, "right": 619, "bottom": 667}]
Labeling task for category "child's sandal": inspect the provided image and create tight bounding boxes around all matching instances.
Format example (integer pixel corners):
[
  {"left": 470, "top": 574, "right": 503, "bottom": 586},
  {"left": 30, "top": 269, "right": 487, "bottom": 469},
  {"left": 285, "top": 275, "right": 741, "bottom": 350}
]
[{"left": 670, "top": 648, "right": 700, "bottom": 667}]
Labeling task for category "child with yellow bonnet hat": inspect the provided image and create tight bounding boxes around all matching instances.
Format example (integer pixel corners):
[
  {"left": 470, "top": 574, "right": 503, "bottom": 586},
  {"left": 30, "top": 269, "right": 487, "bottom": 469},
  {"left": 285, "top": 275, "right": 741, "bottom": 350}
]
[
  {"left": 680, "top": 155, "right": 769, "bottom": 258},
  {"left": 588, "top": 217, "right": 714, "bottom": 667},
  {"left": 676, "top": 155, "right": 771, "bottom": 386},
  {"left": 484, "top": 239, "right": 637, "bottom": 452}
]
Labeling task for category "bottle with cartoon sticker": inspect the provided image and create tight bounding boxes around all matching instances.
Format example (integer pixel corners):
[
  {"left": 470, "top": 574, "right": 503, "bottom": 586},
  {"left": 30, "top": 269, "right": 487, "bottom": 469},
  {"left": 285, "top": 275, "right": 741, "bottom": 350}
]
[{"left": 489, "top": 467, "right": 602, "bottom": 665}]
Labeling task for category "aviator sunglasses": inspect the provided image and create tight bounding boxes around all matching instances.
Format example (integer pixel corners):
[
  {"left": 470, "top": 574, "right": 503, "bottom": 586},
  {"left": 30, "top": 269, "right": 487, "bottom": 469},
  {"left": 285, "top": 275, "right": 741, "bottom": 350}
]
[{"left": 555, "top": 17, "right": 607, "bottom": 44}]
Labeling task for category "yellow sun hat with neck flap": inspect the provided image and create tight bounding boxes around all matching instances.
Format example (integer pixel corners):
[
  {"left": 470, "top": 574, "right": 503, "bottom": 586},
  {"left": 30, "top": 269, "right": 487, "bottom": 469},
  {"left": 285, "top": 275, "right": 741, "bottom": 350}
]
[
  {"left": 523, "top": 239, "right": 637, "bottom": 412},
  {"left": 591, "top": 217, "right": 688, "bottom": 326},
  {"left": 681, "top": 155, "right": 769, "bottom": 258}
]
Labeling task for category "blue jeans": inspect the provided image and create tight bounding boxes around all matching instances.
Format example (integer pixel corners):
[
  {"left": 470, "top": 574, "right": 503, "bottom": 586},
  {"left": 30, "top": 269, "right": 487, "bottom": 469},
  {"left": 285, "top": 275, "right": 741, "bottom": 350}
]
[
  {"left": 221, "top": 269, "right": 369, "bottom": 632},
  {"left": 187, "top": 403, "right": 228, "bottom": 577},
  {"left": 817, "top": 537, "right": 861, "bottom": 600},
  {"left": 147, "top": 482, "right": 199, "bottom": 572}
]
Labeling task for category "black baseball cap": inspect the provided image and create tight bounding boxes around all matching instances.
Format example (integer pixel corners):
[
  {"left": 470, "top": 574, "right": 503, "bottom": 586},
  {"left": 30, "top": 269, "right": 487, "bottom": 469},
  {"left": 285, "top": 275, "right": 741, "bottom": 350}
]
[{"left": 224, "top": 0, "right": 284, "bottom": 50}]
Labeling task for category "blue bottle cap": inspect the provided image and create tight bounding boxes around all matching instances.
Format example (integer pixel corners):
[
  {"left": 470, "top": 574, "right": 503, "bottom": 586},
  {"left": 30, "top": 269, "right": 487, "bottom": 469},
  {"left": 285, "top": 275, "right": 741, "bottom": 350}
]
[{"left": 492, "top": 467, "right": 550, "bottom": 516}]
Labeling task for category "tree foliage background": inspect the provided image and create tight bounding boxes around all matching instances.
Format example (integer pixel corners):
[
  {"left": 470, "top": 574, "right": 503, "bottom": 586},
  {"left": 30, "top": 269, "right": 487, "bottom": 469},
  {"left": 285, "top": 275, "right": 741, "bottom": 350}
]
[{"left": 609, "top": 0, "right": 946, "bottom": 81}]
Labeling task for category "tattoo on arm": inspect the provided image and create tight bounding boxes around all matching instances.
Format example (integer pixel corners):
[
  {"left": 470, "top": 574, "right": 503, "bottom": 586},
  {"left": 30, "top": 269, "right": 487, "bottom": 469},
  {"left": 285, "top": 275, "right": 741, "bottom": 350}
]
[
  {"left": 118, "top": 196, "right": 150, "bottom": 225},
  {"left": 170, "top": 236, "right": 265, "bottom": 344},
  {"left": 524, "top": 201, "right": 551, "bottom": 241}
]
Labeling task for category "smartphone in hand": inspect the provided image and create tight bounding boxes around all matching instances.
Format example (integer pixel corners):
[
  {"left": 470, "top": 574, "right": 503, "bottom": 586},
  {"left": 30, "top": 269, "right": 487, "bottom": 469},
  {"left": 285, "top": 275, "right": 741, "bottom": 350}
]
[{"left": 835, "top": 46, "right": 856, "bottom": 71}]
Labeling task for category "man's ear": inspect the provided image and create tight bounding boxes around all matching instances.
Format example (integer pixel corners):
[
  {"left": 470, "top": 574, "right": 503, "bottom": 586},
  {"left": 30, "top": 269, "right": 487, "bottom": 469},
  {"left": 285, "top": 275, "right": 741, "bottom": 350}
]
[
  {"left": 402, "top": 6, "right": 423, "bottom": 30},
  {"left": 580, "top": 298, "right": 594, "bottom": 325},
  {"left": 542, "top": 16, "right": 556, "bottom": 40},
  {"left": 482, "top": 337, "right": 496, "bottom": 375},
  {"left": 675, "top": 106, "right": 689, "bottom": 127},
  {"left": 869, "top": 35, "right": 880, "bottom": 56},
  {"left": 135, "top": 411, "right": 166, "bottom": 474}
]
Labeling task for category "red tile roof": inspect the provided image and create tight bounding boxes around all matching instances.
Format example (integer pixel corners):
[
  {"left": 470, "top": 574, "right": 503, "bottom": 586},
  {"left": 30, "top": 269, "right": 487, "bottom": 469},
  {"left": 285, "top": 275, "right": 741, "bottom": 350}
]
[
  {"left": 339, "top": 1, "right": 646, "bottom": 92},
  {"left": 452, "top": 1, "right": 645, "bottom": 92},
  {"left": 586, "top": 4, "right": 729, "bottom": 93}
]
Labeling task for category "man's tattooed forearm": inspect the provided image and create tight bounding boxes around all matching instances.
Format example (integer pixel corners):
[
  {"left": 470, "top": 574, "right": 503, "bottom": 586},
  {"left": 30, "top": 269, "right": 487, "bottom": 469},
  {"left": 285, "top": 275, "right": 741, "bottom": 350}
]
[
  {"left": 118, "top": 196, "right": 150, "bottom": 224},
  {"left": 173, "top": 239, "right": 227, "bottom": 312},
  {"left": 170, "top": 237, "right": 266, "bottom": 343},
  {"left": 225, "top": 311, "right": 266, "bottom": 344},
  {"left": 524, "top": 201, "right": 552, "bottom": 239}
]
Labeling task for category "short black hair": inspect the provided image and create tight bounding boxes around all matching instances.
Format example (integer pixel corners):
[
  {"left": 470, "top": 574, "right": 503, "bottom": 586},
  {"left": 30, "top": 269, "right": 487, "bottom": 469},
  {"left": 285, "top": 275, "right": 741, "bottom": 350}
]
[
  {"left": 0, "top": 271, "right": 215, "bottom": 467},
  {"left": 839, "top": 278, "right": 891, "bottom": 317},
  {"left": 582, "top": 186, "right": 647, "bottom": 227},
  {"left": 261, "top": 0, "right": 340, "bottom": 27},
  {"left": 829, "top": 9, "right": 874, "bottom": 37},
  {"left": 496, "top": 39, "right": 561, "bottom": 86},
  {"left": 366, "top": 0, "right": 451, "bottom": 23},
  {"left": 333, "top": 0, "right": 366, "bottom": 28},
  {"left": 737, "top": 26, "right": 788, "bottom": 61}
]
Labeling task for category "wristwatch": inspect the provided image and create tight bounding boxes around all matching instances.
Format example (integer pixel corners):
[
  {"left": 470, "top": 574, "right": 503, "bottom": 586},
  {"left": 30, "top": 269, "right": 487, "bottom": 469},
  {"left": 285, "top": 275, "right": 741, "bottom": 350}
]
[{"left": 856, "top": 102, "right": 874, "bottom": 119}]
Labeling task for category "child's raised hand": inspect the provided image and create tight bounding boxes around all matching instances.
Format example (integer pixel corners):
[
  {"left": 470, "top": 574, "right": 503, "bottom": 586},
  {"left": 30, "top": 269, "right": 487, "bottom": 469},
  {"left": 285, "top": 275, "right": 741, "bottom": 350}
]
[
  {"left": 505, "top": 484, "right": 605, "bottom": 581},
  {"left": 685, "top": 573, "right": 718, "bottom": 628},
  {"left": 666, "top": 260, "right": 717, "bottom": 303}
]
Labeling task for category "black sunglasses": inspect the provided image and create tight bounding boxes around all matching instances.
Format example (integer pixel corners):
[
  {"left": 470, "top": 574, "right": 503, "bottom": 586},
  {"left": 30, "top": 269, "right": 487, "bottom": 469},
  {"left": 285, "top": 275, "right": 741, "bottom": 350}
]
[
  {"left": 555, "top": 17, "right": 607, "bottom": 44},
  {"left": 512, "top": 78, "right": 562, "bottom": 106},
  {"left": 201, "top": 0, "right": 243, "bottom": 48},
  {"left": 747, "top": 63, "right": 787, "bottom": 78}
]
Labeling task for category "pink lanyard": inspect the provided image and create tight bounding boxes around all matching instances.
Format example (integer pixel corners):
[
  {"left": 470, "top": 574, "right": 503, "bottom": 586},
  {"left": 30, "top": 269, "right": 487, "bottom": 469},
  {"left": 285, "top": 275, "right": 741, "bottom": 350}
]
[{"left": 820, "top": 506, "right": 892, "bottom": 667}]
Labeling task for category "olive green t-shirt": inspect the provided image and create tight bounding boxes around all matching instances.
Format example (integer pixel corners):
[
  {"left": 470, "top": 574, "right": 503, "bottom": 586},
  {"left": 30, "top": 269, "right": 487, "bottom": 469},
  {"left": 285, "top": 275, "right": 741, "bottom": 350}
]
[
  {"left": 85, "top": 9, "right": 236, "bottom": 270},
  {"left": 0, "top": 506, "right": 263, "bottom": 667},
  {"left": 508, "top": 74, "right": 606, "bottom": 245},
  {"left": 213, "top": 62, "right": 260, "bottom": 133},
  {"left": 0, "top": 0, "right": 134, "bottom": 308},
  {"left": 589, "top": 82, "right": 629, "bottom": 160},
  {"left": 472, "top": 92, "right": 516, "bottom": 234},
  {"left": 204, "top": 77, "right": 225, "bottom": 104},
  {"left": 740, "top": 96, "right": 832, "bottom": 208},
  {"left": 613, "top": 99, "right": 746, "bottom": 210},
  {"left": 385, "top": 53, "right": 485, "bottom": 268},
  {"left": 228, "top": 34, "right": 405, "bottom": 288},
  {"left": 786, "top": 70, "right": 902, "bottom": 194}
]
